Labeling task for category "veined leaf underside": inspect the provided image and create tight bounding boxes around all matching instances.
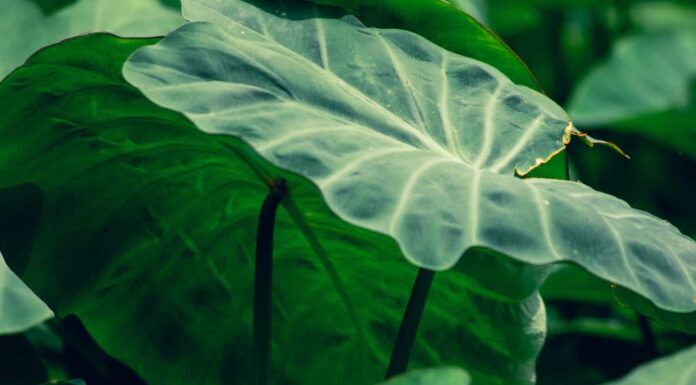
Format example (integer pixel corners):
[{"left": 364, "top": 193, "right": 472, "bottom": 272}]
[{"left": 124, "top": 0, "right": 696, "bottom": 312}]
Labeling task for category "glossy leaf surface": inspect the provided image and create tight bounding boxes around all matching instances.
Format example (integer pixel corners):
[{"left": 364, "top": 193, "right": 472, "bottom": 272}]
[
  {"left": 0, "top": 34, "right": 546, "bottom": 385},
  {"left": 125, "top": 0, "right": 696, "bottom": 314},
  {"left": 0, "top": 0, "right": 183, "bottom": 79},
  {"left": 165, "top": 0, "right": 509, "bottom": 82}
]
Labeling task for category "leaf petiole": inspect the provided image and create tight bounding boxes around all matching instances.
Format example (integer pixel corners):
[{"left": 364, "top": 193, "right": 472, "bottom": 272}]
[
  {"left": 385, "top": 267, "right": 436, "bottom": 379},
  {"left": 253, "top": 178, "right": 287, "bottom": 385}
]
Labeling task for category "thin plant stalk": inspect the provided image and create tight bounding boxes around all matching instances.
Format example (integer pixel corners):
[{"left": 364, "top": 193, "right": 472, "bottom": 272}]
[
  {"left": 253, "top": 179, "right": 286, "bottom": 385},
  {"left": 637, "top": 314, "right": 658, "bottom": 358},
  {"left": 385, "top": 267, "right": 436, "bottom": 379}
]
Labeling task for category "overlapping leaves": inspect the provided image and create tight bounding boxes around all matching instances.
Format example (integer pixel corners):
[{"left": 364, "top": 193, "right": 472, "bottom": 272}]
[
  {"left": 568, "top": 31, "right": 696, "bottom": 158},
  {"left": 0, "top": 34, "right": 547, "bottom": 385},
  {"left": 2, "top": 1, "right": 696, "bottom": 385},
  {"left": 600, "top": 344, "right": 696, "bottom": 385},
  {"left": 159, "top": 0, "right": 535, "bottom": 88},
  {"left": 298, "top": 0, "right": 538, "bottom": 88},
  {"left": 124, "top": 0, "right": 696, "bottom": 315},
  {"left": 0, "top": 252, "right": 53, "bottom": 335}
]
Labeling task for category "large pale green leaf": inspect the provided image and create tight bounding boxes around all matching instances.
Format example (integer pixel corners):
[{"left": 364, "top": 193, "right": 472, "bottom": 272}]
[
  {"left": 600, "top": 344, "right": 696, "bottom": 385},
  {"left": 125, "top": 0, "right": 696, "bottom": 315},
  {"left": 0, "top": 34, "right": 547, "bottom": 385},
  {"left": 128, "top": 0, "right": 539, "bottom": 91},
  {"left": 567, "top": 32, "right": 696, "bottom": 157},
  {"left": 380, "top": 367, "right": 470, "bottom": 385},
  {"left": 0, "top": 252, "right": 53, "bottom": 335},
  {"left": 0, "top": 0, "right": 183, "bottom": 79},
  {"left": 293, "top": 0, "right": 538, "bottom": 87}
]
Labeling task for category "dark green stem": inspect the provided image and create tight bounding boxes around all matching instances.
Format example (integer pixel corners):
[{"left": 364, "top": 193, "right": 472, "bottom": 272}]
[
  {"left": 385, "top": 268, "right": 436, "bottom": 379},
  {"left": 637, "top": 314, "right": 658, "bottom": 358},
  {"left": 253, "top": 179, "right": 286, "bottom": 385}
]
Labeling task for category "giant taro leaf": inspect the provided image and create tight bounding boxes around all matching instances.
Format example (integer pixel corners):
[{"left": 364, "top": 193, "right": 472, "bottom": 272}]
[
  {"left": 0, "top": 34, "right": 547, "bottom": 385},
  {"left": 0, "top": 0, "right": 183, "bottom": 79},
  {"left": 599, "top": 344, "right": 696, "bottom": 385},
  {"left": 295, "top": 0, "right": 538, "bottom": 89},
  {"left": 164, "top": 0, "right": 535, "bottom": 88},
  {"left": 124, "top": 0, "right": 696, "bottom": 316},
  {"left": 567, "top": 31, "right": 696, "bottom": 158}
]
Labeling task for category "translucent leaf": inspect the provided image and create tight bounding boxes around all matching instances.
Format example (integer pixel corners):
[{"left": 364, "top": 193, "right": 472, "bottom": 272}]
[
  {"left": 0, "top": 252, "right": 53, "bottom": 335},
  {"left": 124, "top": 0, "right": 696, "bottom": 314}
]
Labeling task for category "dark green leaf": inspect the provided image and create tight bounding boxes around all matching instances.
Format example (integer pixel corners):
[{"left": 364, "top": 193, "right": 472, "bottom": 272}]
[
  {"left": 541, "top": 265, "right": 615, "bottom": 305},
  {"left": 158, "top": 0, "right": 182, "bottom": 10},
  {"left": 0, "top": 34, "right": 546, "bottom": 385},
  {"left": 294, "top": 0, "right": 540, "bottom": 89},
  {"left": 125, "top": 0, "right": 696, "bottom": 317},
  {"left": 492, "top": 0, "right": 619, "bottom": 7},
  {"left": 29, "top": 0, "right": 78, "bottom": 15},
  {"left": 446, "top": 1, "right": 486, "bottom": 22},
  {"left": 612, "top": 287, "right": 696, "bottom": 335},
  {"left": 541, "top": 265, "right": 696, "bottom": 334}
]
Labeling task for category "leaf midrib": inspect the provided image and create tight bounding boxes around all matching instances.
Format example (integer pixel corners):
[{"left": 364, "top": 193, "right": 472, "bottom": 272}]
[{"left": 185, "top": 0, "right": 462, "bottom": 162}]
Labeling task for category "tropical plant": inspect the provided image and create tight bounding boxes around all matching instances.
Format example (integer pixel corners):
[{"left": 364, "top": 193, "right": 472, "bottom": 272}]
[{"left": 0, "top": 0, "right": 694, "bottom": 384}]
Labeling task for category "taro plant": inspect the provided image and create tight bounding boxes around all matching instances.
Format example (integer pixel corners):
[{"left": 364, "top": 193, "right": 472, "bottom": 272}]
[{"left": 0, "top": 0, "right": 694, "bottom": 385}]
